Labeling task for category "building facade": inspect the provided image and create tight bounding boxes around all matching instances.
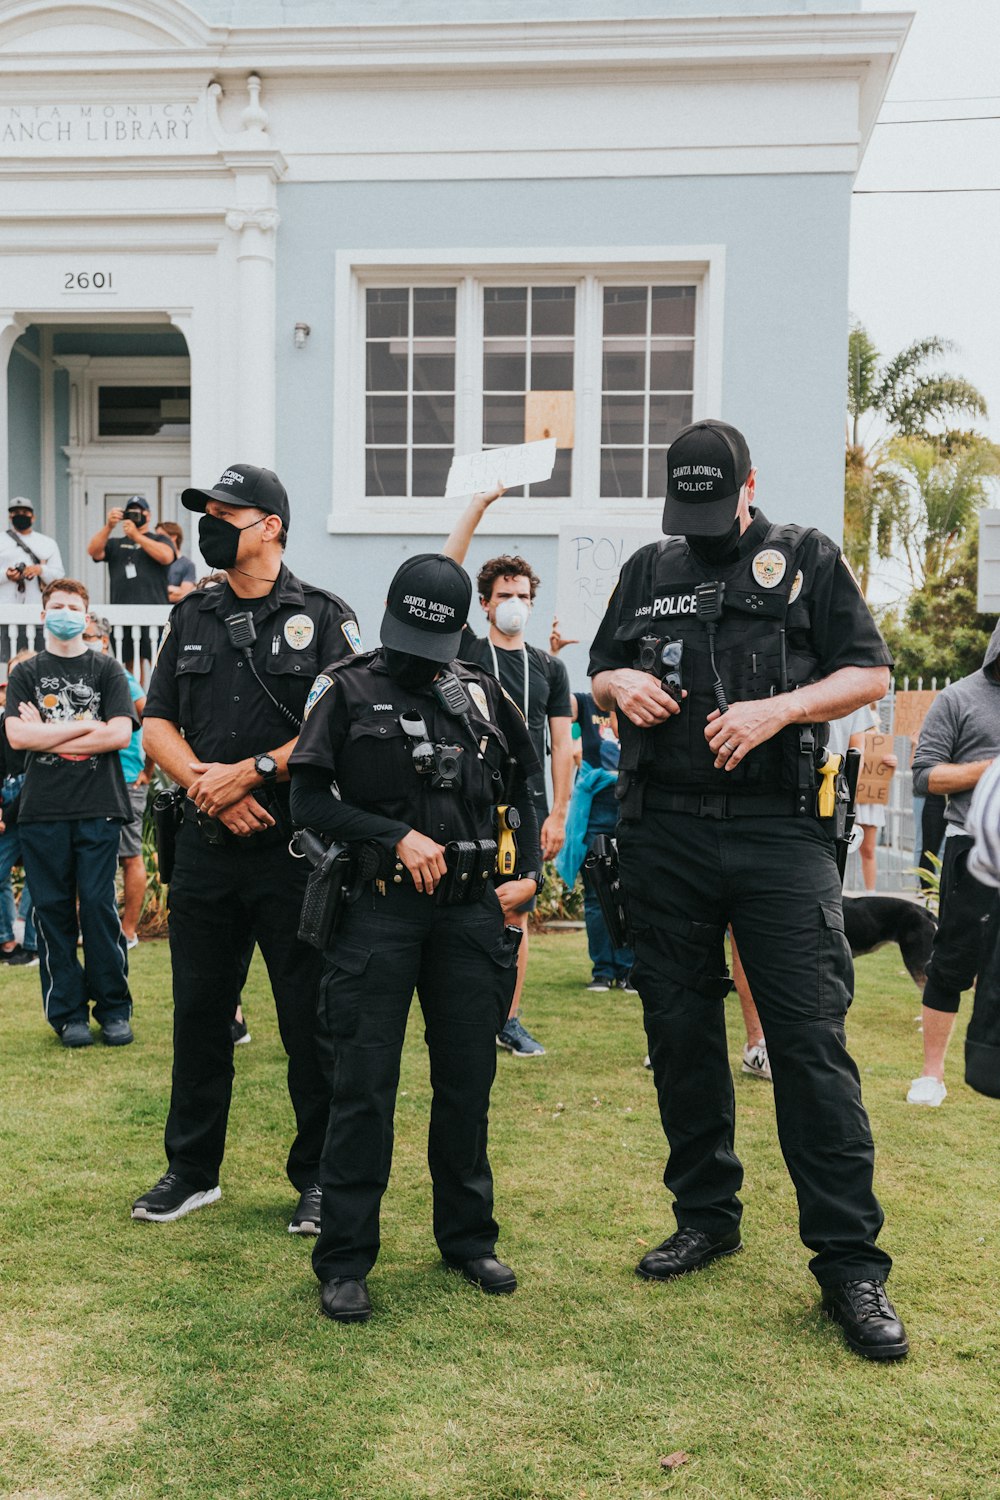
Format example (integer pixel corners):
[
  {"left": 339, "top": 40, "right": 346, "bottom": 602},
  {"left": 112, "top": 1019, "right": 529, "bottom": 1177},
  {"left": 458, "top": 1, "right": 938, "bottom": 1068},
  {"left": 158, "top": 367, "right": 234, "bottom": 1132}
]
[{"left": 2, "top": 0, "right": 909, "bottom": 672}]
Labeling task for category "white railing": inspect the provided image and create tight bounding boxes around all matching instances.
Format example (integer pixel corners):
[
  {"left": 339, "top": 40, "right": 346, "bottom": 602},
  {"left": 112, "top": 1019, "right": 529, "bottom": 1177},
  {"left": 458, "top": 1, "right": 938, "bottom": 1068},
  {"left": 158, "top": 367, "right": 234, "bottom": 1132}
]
[{"left": 0, "top": 604, "right": 171, "bottom": 685}]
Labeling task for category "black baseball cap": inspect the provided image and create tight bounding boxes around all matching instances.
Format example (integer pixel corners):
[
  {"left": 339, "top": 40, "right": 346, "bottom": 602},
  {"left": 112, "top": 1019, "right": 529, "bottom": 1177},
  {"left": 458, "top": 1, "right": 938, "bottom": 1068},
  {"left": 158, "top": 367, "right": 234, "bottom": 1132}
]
[
  {"left": 380, "top": 553, "right": 472, "bottom": 663},
  {"left": 662, "top": 419, "right": 752, "bottom": 537},
  {"left": 182, "top": 464, "right": 290, "bottom": 529},
  {"left": 8, "top": 498, "right": 33, "bottom": 513},
  {"left": 124, "top": 496, "right": 150, "bottom": 513}
]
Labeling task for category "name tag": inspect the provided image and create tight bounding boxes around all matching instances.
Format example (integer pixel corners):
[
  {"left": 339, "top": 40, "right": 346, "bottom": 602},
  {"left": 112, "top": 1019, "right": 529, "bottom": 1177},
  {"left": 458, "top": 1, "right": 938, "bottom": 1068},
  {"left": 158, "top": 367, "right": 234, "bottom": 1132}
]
[{"left": 124, "top": 562, "right": 138, "bottom": 580}]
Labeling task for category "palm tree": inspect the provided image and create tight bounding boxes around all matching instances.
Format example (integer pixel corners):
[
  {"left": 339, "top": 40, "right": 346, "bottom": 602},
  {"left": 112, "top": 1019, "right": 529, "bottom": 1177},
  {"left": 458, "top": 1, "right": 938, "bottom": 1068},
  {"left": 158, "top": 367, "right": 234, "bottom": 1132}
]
[
  {"left": 845, "top": 324, "right": 988, "bottom": 594},
  {"left": 885, "top": 433, "right": 1000, "bottom": 591}
]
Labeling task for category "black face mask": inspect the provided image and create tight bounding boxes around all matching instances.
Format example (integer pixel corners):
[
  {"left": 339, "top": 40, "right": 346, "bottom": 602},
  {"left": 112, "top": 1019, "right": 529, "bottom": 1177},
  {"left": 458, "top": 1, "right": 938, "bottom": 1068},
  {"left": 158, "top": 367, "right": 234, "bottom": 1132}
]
[
  {"left": 686, "top": 516, "right": 742, "bottom": 566},
  {"left": 198, "top": 512, "right": 264, "bottom": 570},
  {"left": 124, "top": 508, "right": 147, "bottom": 527},
  {"left": 9, "top": 514, "right": 32, "bottom": 533},
  {"left": 383, "top": 648, "right": 440, "bottom": 689}
]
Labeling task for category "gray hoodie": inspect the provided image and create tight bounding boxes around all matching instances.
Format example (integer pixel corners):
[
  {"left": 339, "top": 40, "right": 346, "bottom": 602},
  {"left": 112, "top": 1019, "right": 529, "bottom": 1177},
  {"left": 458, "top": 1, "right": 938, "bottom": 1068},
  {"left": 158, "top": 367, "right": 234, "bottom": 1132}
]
[{"left": 911, "top": 621, "right": 1000, "bottom": 830}]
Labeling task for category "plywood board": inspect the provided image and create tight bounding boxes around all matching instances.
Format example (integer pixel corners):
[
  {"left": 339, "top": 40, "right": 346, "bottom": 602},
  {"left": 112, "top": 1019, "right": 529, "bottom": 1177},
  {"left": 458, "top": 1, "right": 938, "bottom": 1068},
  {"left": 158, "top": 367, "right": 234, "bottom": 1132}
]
[{"left": 524, "top": 391, "right": 575, "bottom": 448}]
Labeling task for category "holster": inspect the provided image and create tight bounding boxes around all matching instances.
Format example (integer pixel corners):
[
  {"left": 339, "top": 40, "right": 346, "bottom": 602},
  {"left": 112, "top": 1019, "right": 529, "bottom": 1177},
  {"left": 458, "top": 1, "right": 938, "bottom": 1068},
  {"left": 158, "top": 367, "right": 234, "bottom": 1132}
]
[
  {"left": 291, "top": 828, "right": 354, "bottom": 950},
  {"left": 437, "top": 839, "right": 498, "bottom": 906},
  {"left": 835, "top": 745, "right": 862, "bottom": 883},
  {"left": 151, "top": 786, "right": 184, "bottom": 884},
  {"left": 584, "top": 834, "right": 632, "bottom": 950}
]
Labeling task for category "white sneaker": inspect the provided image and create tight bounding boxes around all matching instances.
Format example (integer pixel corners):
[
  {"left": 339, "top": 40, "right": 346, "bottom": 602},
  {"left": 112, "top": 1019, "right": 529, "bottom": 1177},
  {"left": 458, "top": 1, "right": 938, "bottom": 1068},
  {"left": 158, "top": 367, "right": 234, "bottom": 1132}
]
[
  {"left": 907, "top": 1075, "right": 946, "bottom": 1107},
  {"left": 741, "top": 1041, "right": 772, "bottom": 1082}
]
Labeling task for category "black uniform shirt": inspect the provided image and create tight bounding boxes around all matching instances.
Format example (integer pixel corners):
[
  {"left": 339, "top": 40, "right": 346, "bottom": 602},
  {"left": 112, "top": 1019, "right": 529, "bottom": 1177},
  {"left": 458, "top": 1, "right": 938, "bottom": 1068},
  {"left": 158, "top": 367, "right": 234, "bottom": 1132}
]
[
  {"left": 104, "top": 532, "right": 173, "bottom": 605},
  {"left": 144, "top": 565, "right": 362, "bottom": 764},
  {"left": 290, "top": 649, "right": 541, "bottom": 864},
  {"left": 589, "top": 510, "right": 892, "bottom": 680}
]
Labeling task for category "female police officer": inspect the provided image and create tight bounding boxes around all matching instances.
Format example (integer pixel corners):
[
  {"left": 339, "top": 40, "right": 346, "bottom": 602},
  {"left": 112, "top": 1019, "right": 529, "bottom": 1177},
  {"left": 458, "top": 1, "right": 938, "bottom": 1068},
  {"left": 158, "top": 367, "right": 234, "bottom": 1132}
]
[{"left": 289, "top": 554, "right": 541, "bottom": 1324}]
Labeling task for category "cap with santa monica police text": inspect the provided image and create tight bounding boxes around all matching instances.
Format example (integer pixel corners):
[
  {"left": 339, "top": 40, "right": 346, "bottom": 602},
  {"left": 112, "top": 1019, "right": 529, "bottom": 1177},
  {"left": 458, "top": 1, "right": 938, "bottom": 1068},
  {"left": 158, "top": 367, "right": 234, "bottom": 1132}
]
[
  {"left": 380, "top": 553, "right": 472, "bottom": 663},
  {"left": 182, "top": 463, "right": 290, "bottom": 530},
  {"left": 662, "top": 419, "right": 752, "bottom": 537}
]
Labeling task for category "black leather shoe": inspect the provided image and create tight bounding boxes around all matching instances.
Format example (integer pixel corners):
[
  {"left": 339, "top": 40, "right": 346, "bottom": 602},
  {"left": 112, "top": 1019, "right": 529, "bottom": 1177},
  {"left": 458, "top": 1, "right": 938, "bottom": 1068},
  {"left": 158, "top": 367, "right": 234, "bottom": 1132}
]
[
  {"left": 320, "top": 1277, "right": 372, "bottom": 1324},
  {"left": 636, "top": 1226, "right": 743, "bottom": 1281},
  {"left": 445, "top": 1255, "right": 517, "bottom": 1294},
  {"left": 822, "top": 1280, "right": 909, "bottom": 1361}
]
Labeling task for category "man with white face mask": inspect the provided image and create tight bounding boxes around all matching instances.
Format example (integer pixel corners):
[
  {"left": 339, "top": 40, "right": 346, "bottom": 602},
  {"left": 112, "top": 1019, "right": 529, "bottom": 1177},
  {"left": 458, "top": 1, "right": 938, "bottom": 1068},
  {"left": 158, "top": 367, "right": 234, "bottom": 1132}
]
[{"left": 444, "top": 496, "right": 573, "bottom": 1057}]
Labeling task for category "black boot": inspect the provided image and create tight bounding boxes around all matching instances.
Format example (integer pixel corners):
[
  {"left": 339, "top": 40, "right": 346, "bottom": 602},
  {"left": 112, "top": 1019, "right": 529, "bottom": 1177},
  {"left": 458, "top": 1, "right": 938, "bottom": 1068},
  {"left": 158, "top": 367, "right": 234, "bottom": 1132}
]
[
  {"left": 636, "top": 1226, "right": 743, "bottom": 1281},
  {"left": 822, "top": 1280, "right": 908, "bottom": 1360},
  {"left": 320, "top": 1277, "right": 372, "bottom": 1324}
]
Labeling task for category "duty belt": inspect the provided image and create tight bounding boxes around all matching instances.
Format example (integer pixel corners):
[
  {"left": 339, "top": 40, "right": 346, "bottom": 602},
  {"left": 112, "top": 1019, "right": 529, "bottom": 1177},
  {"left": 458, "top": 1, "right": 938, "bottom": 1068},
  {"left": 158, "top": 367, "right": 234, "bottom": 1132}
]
[{"left": 643, "top": 787, "right": 802, "bottom": 819}]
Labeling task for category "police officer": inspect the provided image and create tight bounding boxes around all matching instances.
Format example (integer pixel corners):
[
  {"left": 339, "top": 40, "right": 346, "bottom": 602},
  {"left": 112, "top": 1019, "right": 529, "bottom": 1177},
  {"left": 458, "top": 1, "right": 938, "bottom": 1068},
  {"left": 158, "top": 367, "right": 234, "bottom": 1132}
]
[
  {"left": 288, "top": 553, "right": 541, "bottom": 1324},
  {"left": 131, "top": 463, "right": 362, "bottom": 1234},
  {"left": 589, "top": 419, "right": 909, "bottom": 1361}
]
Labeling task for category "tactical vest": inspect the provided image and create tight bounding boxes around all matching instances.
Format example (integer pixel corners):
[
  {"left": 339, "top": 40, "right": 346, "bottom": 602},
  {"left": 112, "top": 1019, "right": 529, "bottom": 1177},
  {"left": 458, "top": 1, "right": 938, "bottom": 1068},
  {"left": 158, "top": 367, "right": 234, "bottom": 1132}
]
[{"left": 614, "top": 523, "right": 826, "bottom": 794}]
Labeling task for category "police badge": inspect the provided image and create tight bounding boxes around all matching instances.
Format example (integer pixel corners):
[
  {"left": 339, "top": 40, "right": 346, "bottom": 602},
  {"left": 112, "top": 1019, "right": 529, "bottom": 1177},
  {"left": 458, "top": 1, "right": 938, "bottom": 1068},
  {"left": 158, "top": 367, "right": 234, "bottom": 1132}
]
[{"left": 752, "top": 549, "right": 787, "bottom": 589}]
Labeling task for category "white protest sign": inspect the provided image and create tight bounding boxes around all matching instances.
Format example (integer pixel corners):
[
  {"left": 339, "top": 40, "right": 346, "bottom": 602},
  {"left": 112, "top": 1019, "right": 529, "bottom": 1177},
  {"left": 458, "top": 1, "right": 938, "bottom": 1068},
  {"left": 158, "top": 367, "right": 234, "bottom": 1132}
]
[
  {"left": 556, "top": 524, "right": 661, "bottom": 645},
  {"left": 444, "top": 439, "right": 556, "bottom": 499}
]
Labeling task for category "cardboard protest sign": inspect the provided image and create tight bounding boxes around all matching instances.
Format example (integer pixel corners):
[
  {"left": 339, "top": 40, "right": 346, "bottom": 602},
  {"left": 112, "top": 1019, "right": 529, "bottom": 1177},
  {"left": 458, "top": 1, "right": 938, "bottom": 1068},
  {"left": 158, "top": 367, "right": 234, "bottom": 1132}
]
[
  {"left": 893, "top": 690, "right": 937, "bottom": 745},
  {"left": 444, "top": 439, "right": 556, "bottom": 499},
  {"left": 556, "top": 523, "right": 661, "bottom": 645},
  {"left": 856, "top": 730, "right": 896, "bottom": 806}
]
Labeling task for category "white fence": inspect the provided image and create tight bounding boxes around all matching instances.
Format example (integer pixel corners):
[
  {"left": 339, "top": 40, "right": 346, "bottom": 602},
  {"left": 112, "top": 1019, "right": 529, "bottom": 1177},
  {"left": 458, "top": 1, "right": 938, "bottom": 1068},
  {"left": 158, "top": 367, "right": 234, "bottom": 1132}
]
[{"left": 1, "top": 605, "right": 171, "bottom": 685}]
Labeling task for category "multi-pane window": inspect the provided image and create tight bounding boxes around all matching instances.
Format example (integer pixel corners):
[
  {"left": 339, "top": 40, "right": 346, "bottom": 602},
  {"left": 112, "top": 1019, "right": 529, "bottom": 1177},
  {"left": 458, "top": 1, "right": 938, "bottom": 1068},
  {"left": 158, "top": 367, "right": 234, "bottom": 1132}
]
[
  {"left": 365, "top": 287, "right": 456, "bottom": 497},
  {"left": 360, "top": 276, "right": 698, "bottom": 502},
  {"left": 600, "top": 285, "right": 695, "bottom": 499},
  {"left": 482, "top": 285, "right": 575, "bottom": 498}
]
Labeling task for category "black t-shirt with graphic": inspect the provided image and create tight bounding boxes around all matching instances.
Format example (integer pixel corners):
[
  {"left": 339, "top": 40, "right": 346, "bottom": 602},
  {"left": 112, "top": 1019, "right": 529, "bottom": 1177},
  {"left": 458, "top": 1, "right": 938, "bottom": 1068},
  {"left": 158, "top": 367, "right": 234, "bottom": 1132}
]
[
  {"left": 3, "top": 650, "right": 138, "bottom": 823},
  {"left": 104, "top": 532, "right": 172, "bottom": 605}
]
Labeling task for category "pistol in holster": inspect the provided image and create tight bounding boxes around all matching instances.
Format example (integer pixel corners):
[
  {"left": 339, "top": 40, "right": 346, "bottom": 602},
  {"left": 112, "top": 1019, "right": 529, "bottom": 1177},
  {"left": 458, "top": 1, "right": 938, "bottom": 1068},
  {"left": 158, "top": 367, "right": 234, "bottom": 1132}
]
[
  {"left": 291, "top": 830, "right": 381, "bottom": 950},
  {"left": 583, "top": 834, "right": 632, "bottom": 951},
  {"left": 151, "top": 786, "right": 184, "bottom": 884}
]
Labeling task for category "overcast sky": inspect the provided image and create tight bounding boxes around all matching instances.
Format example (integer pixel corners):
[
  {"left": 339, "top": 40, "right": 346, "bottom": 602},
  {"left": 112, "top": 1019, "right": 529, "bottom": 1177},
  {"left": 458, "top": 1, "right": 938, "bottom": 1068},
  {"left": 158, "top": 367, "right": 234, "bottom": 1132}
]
[{"left": 852, "top": 0, "right": 1000, "bottom": 444}]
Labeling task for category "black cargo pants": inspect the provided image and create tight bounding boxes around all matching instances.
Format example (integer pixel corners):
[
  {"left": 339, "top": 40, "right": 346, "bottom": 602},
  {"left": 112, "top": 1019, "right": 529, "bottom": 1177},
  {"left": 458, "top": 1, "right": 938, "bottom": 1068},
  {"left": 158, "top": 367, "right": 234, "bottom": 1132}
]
[
  {"left": 163, "top": 819, "right": 330, "bottom": 1192},
  {"left": 312, "top": 882, "right": 519, "bottom": 1282},
  {"left": 618, "top": 810, "right": 891, "bottom": 1288}
]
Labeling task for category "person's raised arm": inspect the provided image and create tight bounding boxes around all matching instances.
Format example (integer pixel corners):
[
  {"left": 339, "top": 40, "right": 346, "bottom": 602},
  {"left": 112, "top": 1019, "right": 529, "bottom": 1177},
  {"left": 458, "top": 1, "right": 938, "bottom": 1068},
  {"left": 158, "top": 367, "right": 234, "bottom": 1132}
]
[
  {"left": 126, "top": 524, "right": 174, "bottom": 568},
  {"left": 88, "top": 508, "right": 122, "bottom": 562},
  {"left": 442, "top": 487, "right": 506, "bottom": 565}
]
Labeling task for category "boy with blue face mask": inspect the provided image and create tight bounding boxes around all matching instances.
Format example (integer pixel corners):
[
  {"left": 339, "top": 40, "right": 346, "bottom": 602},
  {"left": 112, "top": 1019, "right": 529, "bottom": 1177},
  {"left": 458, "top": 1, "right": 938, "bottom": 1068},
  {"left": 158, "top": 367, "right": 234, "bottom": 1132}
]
[{"left": 2, "top": 579, "right": 138, "bottom": 1048}]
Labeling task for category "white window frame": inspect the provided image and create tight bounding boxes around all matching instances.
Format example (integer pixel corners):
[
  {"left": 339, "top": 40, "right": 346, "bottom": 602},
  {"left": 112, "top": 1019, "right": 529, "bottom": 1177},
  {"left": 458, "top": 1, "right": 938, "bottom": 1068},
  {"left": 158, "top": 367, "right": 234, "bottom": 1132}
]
[
  {"left": 330, "top": 246, "right": 725, "bottom": 536},
  {"left": 81, "top": 357, "right": 192, "bottom": 446}
]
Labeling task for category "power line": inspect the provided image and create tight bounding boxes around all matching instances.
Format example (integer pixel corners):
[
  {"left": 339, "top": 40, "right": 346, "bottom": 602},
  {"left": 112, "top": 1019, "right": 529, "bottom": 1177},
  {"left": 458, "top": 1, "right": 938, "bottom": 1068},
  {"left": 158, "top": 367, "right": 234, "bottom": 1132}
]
[
  {"left": 876, "top": 114, "right": 1000, "bottom": 126},
  {"left": 885, "top": 93, "right": 1000, "bottom": 105},
  {"left": 853, "top": 187, "right": 1000, "bottom": 195}
]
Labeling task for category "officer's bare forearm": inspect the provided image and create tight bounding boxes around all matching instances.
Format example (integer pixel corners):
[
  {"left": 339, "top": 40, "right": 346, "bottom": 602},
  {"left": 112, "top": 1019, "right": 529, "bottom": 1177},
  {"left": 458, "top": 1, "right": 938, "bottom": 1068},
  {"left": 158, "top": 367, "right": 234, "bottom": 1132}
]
[
  {"left": 776, "top": 666, "right": 889, "bottom": 728},
  {"left": 927, "top": 759, "right": 994, "bottom": 795},
  {"left": 143, "top": 718, "right": 200, "bottom": 788},
  {"left": 591, "top": 670, "right": 617, "bottom": 713}
]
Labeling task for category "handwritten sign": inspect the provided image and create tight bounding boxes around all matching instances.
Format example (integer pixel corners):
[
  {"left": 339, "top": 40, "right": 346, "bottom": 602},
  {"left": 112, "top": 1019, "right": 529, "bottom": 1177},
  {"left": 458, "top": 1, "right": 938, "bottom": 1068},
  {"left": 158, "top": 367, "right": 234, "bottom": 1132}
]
[
  {"left": 856, "top": 730, "right": 896, "bottom": 806},
  {"left": 893, "top": 690, "right": 937, "bottom": 745},
  {"left": 556, "top": 524, "right": 661, "bottom": 644},
  {"left": 444, "top": 439, "right": 556, "bottom": 499}
]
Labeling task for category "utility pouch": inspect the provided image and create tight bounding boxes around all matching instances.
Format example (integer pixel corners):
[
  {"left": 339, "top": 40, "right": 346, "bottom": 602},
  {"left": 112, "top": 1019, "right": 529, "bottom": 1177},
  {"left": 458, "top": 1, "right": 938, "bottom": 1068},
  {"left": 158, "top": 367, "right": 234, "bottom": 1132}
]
[
  {"left": 151, "top": 786, "right": 185, "bottom": 884},
  {"left": 584, "top": 834, "right": 632, "bottom": 950},
  {"left": 291, "top": 828, "right": 354, "bottom": 950},
  {"left": 437, "top": 839, "right": 498, "bottom": 906}
]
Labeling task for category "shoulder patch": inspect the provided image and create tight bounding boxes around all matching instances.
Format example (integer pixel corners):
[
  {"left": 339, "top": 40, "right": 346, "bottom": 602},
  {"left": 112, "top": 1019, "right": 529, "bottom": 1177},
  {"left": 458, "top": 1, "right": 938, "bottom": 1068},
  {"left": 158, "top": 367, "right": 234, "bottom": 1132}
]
[
  {"left": 468, "top": 682, "right": 490, "bottom": 720},
  {"left": 788, "top": 570, "right": 804, "bottom": 604},
  {"left": 304, "top": 673, "right": 334, "bottom": 719},
  {"left": 341, "top": 618, "right": 363, "bottom": 654}
]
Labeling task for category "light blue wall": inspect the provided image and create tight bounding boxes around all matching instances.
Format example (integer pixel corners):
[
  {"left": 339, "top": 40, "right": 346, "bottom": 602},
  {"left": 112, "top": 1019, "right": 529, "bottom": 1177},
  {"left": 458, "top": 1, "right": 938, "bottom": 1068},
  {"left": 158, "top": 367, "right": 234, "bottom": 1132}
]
[
  {"left": 7, "top": 338, "right": 41, "bottom": 507},
  {"left": 275, "top": 172, "right": 853, "bottom": 687}
]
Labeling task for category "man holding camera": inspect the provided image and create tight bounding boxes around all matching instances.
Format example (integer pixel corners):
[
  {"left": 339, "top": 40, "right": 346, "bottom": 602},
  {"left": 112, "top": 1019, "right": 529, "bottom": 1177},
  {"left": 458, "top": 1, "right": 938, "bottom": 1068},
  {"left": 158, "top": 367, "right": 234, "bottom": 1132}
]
[
  {"left": 1, "top": 500, "right": 65, "bottom": 639},
  {"left": 130, "top": 463, "right": 361, "bottom": 1235},
  {"left": 589, "top": 418, "right": 908, "bottom": 1361}
]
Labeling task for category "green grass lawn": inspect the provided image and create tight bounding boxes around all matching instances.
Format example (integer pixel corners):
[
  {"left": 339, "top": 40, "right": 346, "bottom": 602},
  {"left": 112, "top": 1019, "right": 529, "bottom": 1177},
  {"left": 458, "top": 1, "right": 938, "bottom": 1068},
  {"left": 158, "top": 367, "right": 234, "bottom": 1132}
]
[{"left": 1, "top": 932, "right": 997, "bottom": 1500}]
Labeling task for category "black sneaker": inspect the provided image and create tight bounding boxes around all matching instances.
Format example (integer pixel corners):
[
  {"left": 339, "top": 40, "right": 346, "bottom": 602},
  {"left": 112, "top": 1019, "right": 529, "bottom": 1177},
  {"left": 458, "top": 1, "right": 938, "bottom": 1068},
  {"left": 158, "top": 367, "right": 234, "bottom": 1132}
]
[
  {"left": 289, "top": 1183, "right": 322, "bottom": 1236},
  {"left": 131, "top": 1172, "right": 222, "bottom": 1223},
  {"left": 101, "top": 1018, "right": 134, "bottom": 1047},
  {"left": 321, "top": 1277, "right": 372, "bottom": 1324},
  {"left": 636, "top": 1226, "right": 743, "bottom": 1281},
  {"left": 60, "top": 1021, "right": 93, "bottom": 1048},
  {"left": 822, "top": 1280, "right": 909, "bottom": 1361},
  {"left": 3, "top": 945, "right": 38, "bottom": 968},
  {"left": 231, "top": 1016, "right": 252, "bottom": 1046}
]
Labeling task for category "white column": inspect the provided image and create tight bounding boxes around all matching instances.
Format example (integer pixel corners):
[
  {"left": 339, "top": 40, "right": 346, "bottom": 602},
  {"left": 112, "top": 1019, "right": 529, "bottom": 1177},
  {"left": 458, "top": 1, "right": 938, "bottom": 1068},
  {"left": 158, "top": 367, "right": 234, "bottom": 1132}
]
[
  {"left": 225, "top": 207, "right": 279, "bottom": 466},
  {"left": 0, "top": 313, "right": 28, "bottom": 510}
]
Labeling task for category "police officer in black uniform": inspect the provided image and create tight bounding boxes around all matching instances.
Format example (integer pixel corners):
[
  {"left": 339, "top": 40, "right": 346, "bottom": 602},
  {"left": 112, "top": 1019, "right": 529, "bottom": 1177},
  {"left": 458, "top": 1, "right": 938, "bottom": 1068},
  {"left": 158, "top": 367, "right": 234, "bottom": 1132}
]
[
  {"left": 288, "top": 553, "right": 541, "bottom": 1324},
  {"left": 131, "top": 464, "right": 362, "bottom": 1233},
  {"left": 589, "top": 420, "right": 909, "bottom": 1361}
]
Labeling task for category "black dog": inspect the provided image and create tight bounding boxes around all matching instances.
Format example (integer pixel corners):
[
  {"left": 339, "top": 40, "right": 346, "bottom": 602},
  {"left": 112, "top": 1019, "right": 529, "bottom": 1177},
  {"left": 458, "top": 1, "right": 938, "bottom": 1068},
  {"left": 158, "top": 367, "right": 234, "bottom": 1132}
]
[{"left": 842, "top": 896, "right": 937, "bottom": 991}]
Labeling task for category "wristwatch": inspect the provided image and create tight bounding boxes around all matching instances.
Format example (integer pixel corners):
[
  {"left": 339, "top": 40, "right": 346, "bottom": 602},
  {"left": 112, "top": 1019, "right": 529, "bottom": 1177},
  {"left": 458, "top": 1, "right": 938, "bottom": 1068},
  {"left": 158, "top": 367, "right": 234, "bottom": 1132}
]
[
  {"left": 254, "top": 753, "right": 278, "bottom": 784},
  {"left": 520, "top": 869, "right": 545, "bottom": 896}
]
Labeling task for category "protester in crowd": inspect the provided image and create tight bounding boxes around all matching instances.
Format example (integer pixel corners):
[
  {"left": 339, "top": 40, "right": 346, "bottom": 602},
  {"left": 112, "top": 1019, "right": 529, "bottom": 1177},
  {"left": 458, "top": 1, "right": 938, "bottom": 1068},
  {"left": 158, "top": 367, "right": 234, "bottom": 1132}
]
[
  {"left": 917, "top": 792, "right": 947, "bottom": 895},
  {"left": 3, "top": 579, "right": 137, "bottom": 1047},
  {"left": 908, "top": 627, "right": 1000, "bottom": 1105},
  {"left": 130, "top": 463, "right": 361, "bottom": 1232},
  {"left": 85, "top": 615, "right": 149, "bottom": 949},
  {"left": 963, "top": 755, "right": 1000, "bottom": 1097},
  {"left": 87, "top": 497, "right": 174, "bottom": 673},
  {"left": 158, "top": 520, "right": 198, "bottom": 603},
  {"left": 444, "top": 487, "right": 572, "bottom": 1058},
  {"left": 0, "top": 650, "right": 39, "bottom": 968},
  {"left": 839, "top": 705, "right": 897, "bottom": 892},
  {"left": 1, "top": 500, "right": 65, "bottom": 656},
  {"left": 555, "top": 693, "right": 635, "bottom": 992}
]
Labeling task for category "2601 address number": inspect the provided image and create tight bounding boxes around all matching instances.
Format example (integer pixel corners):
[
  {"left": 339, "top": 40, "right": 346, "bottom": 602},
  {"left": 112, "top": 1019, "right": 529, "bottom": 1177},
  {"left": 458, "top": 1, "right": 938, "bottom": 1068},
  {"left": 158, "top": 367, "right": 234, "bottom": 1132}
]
[{"left": 64, "top": 272, "right": 114, "bottom": 291}]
